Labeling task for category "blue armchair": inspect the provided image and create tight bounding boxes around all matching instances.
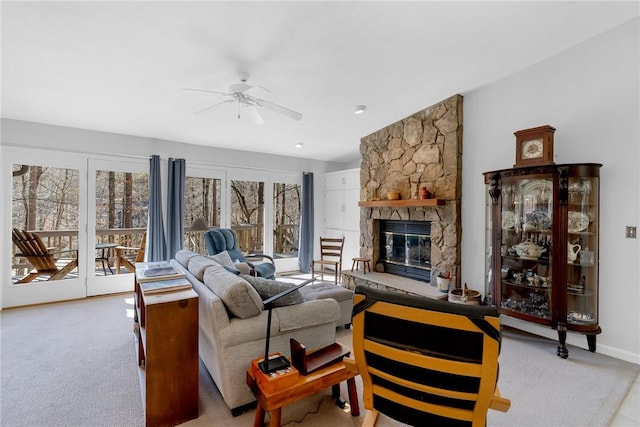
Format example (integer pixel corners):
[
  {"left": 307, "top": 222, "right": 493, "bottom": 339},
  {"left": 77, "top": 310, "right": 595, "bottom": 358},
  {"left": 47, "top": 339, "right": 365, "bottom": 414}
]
[{"left": 204, "top": 228, "right": 276, "bottom": 279}]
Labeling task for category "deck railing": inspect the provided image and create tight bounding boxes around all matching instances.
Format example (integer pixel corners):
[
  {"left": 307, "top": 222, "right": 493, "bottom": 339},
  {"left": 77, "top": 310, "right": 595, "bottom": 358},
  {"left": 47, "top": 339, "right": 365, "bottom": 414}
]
[
  {"left": 11, "top": 228, "right": 146, "bottom": 277},
  {"left": 11, "top": 224, "right": 299, "bottom": 277}
]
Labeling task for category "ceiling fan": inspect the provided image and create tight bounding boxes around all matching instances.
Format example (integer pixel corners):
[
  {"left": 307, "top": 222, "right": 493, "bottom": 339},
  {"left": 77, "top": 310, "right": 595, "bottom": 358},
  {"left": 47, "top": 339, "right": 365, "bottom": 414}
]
[{"left": 182, "top": 72, "right": 302, "bottom": 124}]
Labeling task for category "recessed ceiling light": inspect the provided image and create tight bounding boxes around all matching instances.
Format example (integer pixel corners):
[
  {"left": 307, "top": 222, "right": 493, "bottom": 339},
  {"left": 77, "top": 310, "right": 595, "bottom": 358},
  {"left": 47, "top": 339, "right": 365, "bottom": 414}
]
[
  {"left": 295, "top": 143, "right": 303, "bottom": 148},
  {"left": 354, "top": 105, "right": 367, "bottom": 114}
]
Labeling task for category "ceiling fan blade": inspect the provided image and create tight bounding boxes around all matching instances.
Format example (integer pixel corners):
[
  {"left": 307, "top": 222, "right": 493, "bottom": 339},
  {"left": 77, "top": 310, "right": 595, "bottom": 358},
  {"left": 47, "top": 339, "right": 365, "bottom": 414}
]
[
  {"left": 193, "top": 99, "right": 235, "bottom": 115},
  {"left": 181, "top": 88, "right": 231, "bottom": 96},
  {"left": 255, "top": 99, "right": 302, "bottom": 121}
]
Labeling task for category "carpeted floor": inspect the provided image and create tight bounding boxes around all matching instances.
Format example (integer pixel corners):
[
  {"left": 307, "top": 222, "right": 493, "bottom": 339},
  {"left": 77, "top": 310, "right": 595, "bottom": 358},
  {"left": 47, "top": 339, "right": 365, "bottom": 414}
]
[{"left": 1, "top": 293, "right": 638, "bottom": 426}]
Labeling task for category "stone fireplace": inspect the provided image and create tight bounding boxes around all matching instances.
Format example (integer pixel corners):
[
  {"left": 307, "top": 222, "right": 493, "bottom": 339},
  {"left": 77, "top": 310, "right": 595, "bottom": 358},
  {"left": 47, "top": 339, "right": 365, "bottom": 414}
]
[{"left": 359, "top": 94, "right": 462, "bottom": 287}]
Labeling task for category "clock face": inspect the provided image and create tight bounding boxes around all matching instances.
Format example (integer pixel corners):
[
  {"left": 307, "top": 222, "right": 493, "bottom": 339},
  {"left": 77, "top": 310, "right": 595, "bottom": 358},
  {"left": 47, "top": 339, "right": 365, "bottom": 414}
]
[{"left": 522, "top": 138, "right": 544, "bottom": 159}]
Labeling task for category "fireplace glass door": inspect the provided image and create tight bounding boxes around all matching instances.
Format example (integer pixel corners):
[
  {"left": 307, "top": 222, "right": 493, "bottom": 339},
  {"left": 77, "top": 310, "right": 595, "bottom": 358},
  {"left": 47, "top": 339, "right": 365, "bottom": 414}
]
[{"left": 380, "top": 220, "right": 431, "bottom": 282}]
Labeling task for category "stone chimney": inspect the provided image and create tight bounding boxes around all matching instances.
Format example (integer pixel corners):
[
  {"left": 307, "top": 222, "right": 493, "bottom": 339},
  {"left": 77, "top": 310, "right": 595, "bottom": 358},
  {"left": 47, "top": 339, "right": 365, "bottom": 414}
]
[{"left": 359, "top": 94, "right": 463, "bottom": 287}]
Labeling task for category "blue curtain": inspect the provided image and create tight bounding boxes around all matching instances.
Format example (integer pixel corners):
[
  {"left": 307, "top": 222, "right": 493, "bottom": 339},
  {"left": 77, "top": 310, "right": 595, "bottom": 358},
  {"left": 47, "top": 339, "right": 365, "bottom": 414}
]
[
  {"left": 147, "top": 155, "right": 167, "bottom": 261},
  {"left": 166, "top": 158, "right": 186, "bottom": 259},
  {"left": 298, "top": 172, "right": 314, "bottom": 272}
]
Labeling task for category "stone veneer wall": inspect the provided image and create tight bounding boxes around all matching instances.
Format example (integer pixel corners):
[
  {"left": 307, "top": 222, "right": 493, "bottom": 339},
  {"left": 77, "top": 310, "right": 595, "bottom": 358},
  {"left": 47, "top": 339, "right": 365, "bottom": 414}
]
[{"left": 359, "top": 94, "right": 463, "bottom": 287}]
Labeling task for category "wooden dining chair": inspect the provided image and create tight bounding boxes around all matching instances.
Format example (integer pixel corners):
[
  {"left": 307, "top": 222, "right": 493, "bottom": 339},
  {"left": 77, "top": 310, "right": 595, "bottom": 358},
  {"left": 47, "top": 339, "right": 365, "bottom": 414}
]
[
  {"left": 12, "top": 228, "right": 79, "bottom": 284},
  {"left": 115, "top": 232, "right": 146, "bottom": 274},
  {"left": 312, "top": 236, "right": 345, "bottom": 284},
  {"left": 346, "top": 285, "right": 510, "bottom": 427}
]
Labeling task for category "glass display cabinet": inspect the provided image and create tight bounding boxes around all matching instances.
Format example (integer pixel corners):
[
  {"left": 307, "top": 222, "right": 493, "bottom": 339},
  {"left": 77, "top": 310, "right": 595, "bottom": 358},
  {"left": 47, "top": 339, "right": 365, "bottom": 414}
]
[{"left": 483, "top": 163, "right": 602, "bottom": 358}]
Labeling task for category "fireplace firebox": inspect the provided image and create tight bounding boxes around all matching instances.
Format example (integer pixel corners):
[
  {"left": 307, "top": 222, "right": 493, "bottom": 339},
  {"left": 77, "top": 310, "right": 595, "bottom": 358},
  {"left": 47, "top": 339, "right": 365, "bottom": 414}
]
[{"left": 379, "top": 220, "right": 432, "bottom": 282}]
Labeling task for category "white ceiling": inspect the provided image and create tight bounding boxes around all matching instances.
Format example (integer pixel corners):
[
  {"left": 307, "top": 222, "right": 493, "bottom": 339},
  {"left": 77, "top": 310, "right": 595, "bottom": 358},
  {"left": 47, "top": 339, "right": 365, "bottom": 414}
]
[{"left": 2, "top": 2, "right": 638, "bottom": 163}]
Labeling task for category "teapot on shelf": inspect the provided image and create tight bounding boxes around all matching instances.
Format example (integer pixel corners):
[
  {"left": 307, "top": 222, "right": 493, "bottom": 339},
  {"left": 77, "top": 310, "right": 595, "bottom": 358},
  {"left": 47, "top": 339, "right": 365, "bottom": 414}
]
[
  {"left": 512, "top": 240, "right": 547, "bottom": 258},
  {"left": 567, "top": 243, "right": 581, "bottom": 263}
]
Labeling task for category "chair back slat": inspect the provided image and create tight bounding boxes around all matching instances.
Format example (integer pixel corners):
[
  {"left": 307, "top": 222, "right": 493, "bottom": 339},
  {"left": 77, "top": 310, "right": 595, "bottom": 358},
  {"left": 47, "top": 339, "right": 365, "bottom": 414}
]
[{"left": 320, "top": 237, "right": 344, "bottom": 261}]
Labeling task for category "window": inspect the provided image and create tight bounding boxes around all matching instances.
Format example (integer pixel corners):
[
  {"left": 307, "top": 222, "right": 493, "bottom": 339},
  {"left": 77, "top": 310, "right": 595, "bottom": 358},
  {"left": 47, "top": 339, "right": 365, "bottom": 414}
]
[
  {"left": 94, "top": 170, "right": 148, "bottom": 275},
  {"left": 11, "top": 164, "right": 79, "bottom": 283},
  {"left": 230, "top": 180, "right": 264, "bottom": 254},
  {"left": 273, "top": 182, "right": 301, "bottom": 258},
  {"left": 184, "top": 176, "right": 222, "bottom": 252}
]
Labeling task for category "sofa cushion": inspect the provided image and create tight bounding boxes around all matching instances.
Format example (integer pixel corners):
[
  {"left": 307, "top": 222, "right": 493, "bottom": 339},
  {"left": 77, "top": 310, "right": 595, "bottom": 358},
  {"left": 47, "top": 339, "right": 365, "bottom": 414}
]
[
  {"left": 175, "top": 249, "right": 199, "bottom": 269},
  {"left": 241, "top": 275, "right": 305, "bottom": 307},
  {"left": 204, "top": 265, "right": 263, "bottom": 319},
  {"left": 299, "top": 282, "right": 354, "bottom": 303},
  {"left": 188, "top": 255, "right": 218, "bottom": 281}
]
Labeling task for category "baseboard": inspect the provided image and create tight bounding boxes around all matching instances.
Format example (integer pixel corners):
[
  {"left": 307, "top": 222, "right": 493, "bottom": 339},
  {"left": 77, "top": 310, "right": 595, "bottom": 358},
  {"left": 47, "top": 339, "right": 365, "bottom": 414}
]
[{"left": 502, "top": 316, "right": 640, "bottom": 364}]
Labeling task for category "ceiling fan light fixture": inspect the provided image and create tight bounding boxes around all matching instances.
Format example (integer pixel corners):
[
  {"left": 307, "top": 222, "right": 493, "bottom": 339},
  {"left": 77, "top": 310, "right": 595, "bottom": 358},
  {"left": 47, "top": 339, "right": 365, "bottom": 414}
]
[
  {"left": 238, "top": 103, "right": 264, "bottom": 125},
  {"left": 354, "top": 105, "right": 367, "bottom": 114}
]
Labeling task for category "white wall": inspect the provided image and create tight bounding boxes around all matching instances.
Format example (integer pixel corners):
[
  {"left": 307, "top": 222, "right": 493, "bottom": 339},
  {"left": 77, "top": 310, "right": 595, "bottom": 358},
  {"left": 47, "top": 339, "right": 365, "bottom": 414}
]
[{"left": 462, "top": 18, "right": 640, "bottom": 363}]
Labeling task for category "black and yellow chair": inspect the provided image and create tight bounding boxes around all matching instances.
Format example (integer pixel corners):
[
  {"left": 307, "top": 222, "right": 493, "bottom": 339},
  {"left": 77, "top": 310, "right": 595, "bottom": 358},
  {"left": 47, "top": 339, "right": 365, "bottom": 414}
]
[{"left": 346, "top": 285, "right": 510, "bottom": 427}]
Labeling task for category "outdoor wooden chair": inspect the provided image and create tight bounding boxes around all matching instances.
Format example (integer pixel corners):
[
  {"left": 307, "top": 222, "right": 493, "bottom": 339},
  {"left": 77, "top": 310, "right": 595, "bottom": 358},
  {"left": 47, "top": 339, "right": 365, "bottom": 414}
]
[
  {"left": 12, "top": 228, "right": 79, "bottom": 284},
  {"left": 312, "top": 236, "right": 345, "bottom": 284},
  {"left": 115, "top": 232, "right": 146, "bottom": 274},
  {"left": 346, "top": 285, "right": 510, "bottom": 427}
]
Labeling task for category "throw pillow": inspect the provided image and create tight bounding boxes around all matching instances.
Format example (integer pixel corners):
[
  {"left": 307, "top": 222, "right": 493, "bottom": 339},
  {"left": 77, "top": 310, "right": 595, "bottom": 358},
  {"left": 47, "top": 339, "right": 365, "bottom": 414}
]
[
  {"left": 203, "top": 266, "right": 263, "bottom": 319},
  {"left": 208, "top": 251, "right": 236, "bottom": 269},
  {"left": 234, "top": 262, "right": 251, "bottom": 275},
  {"left": 227, "top": 248, "right": 246, "bottom": 263},
  {"left": 241, "top": 275, "right": 305, "bottom": 307}
]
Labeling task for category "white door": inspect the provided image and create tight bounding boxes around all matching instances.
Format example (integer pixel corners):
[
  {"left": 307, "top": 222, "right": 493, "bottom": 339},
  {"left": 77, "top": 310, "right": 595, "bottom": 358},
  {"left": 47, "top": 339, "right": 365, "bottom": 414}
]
[
  {"left": 86, "top": 158, "right": 148, "bottom": 296},
  {"left": 3, "top": 147, "right": 87, "bottom": 307}
]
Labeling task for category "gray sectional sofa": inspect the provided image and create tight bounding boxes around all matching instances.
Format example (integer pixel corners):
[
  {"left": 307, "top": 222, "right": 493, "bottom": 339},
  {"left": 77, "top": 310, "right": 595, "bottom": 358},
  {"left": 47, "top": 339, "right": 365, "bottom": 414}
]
[{"left": 172, "top": 250, "right": 349, "bottom": 414}]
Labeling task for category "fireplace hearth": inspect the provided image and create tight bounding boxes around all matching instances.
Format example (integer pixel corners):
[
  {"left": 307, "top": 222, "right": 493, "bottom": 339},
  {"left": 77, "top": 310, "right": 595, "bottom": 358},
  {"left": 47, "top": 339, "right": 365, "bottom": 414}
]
[{"left": 380, "top": 220, "right": 431, "bottom": 282}]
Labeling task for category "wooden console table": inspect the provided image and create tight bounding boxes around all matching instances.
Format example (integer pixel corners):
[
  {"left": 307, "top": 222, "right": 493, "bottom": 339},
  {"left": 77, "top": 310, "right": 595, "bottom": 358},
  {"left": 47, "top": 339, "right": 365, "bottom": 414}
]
[
  {"left": 134, "top": 275, "right": 199, "bottom": 426},
  {"left": 342, "top": 270, "right": 447, "bottom": 300},
  {"left": 246, "top": 360, "right": 360, "bottom": 427}
]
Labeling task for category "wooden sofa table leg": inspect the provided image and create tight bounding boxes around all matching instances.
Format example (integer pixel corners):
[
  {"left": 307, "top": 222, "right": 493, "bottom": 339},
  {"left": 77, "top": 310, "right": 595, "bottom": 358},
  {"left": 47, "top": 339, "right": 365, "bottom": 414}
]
[
  {"left": 253, "top": 403, "right": 265, "bottom": 427},
  {"left": 268, "top": 408, "right": 282, "bottom": 427},
  {"left": 331, "top": 379, "right": 360, "bottom": 416},
  {"left": 347, "top": 377, "right": 360, "bottom": 416}
]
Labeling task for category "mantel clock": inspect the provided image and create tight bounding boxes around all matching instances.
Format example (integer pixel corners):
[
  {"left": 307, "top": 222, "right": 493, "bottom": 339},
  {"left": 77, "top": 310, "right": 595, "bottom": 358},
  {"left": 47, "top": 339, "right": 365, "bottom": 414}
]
[{"left": 514, "top": 125, "right": 556, "bottom": 167}]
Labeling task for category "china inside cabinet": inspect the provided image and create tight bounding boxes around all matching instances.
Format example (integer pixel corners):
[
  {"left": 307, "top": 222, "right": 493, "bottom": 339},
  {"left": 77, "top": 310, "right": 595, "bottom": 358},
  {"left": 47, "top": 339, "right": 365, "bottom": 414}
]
[{"left": 483, "top": 163, "right": 602, "bottom": 358}]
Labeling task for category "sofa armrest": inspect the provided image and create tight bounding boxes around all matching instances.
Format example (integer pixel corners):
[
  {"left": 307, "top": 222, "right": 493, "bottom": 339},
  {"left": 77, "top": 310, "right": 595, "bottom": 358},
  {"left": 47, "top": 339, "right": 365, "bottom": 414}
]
[{"left": 218, "top": 298, "right": 341, "bottom": 347}]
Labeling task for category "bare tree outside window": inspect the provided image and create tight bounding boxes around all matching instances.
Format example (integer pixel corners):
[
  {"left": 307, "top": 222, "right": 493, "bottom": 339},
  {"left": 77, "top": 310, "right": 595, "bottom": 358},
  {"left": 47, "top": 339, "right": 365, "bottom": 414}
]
[
  {"left": 273, "top": 183, "right": 301, "bottom": 257},
  {"left": 95, "top": 171, "right": 148, "bottom": 231},
  {"left": 184, "top": 177, "right": 221, "bottom": 229},
  {"left": 230, "top": 180, "right": 264, "bottom": 253},
  {"left": 184, "top": 177, "right": 221, "bottom": 252},
  {"left": 12, "top": 164, "right": 79, "bottom": 243}
]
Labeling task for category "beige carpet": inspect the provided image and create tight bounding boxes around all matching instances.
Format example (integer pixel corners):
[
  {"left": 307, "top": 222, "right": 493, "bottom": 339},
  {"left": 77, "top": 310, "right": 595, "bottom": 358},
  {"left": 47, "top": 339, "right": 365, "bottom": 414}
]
[{"left": 1, "top": 293, "right": 638, "bottom": 427}]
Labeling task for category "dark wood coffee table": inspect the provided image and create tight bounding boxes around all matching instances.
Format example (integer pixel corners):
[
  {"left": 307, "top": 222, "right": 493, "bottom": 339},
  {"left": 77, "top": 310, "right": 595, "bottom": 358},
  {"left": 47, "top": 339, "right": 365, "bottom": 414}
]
[{"left": 246, "top": 360, "right": 360, "bottom": 427}]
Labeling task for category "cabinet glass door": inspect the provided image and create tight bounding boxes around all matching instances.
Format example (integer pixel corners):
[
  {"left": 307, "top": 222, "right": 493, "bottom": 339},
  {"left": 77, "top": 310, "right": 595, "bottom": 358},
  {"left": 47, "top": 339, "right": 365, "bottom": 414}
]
[
  {"left": 566, "top": 176, "right": 599, "bottom": 326},
  {"left": 499, "top": 177, "right": 553, "bottom": 322}
]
